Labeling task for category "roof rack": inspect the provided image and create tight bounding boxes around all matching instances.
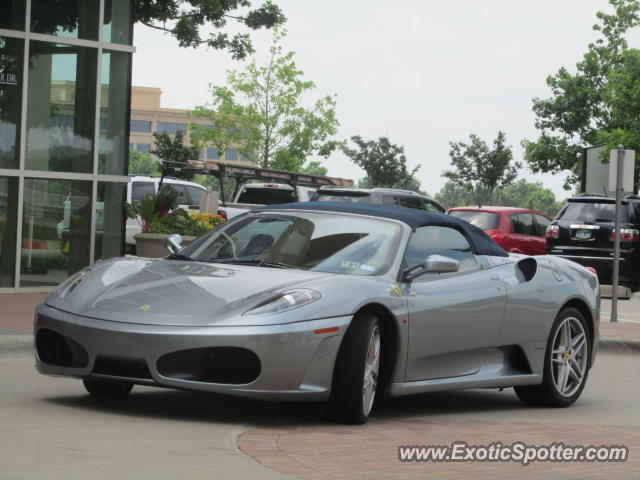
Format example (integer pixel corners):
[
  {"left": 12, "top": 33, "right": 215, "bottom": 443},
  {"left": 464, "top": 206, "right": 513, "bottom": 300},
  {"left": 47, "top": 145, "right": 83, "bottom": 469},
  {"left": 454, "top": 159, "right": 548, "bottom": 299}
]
[{"left": 159, "top": 160, "right": 353, "bottom": 205}]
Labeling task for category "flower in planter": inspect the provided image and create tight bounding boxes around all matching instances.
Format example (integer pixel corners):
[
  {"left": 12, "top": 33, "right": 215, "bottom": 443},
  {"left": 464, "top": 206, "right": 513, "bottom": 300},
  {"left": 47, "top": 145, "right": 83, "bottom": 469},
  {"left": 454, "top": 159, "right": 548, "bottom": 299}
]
[{"left": 156, "top": 210, "right": 226, "bottom": 237}]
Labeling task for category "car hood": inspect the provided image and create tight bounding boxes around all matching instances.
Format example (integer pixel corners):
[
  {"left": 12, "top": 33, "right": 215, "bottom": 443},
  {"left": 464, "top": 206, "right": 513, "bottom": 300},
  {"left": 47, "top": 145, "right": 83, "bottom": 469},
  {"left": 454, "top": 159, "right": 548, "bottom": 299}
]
[{"left": 45, "top": 257, "right": 335, "bottom": 326}]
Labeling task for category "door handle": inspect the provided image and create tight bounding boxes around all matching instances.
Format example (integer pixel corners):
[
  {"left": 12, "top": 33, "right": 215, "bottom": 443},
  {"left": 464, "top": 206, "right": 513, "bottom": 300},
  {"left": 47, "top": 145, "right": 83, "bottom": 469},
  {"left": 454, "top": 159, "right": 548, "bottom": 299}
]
[{"left": 490, "top": 273, "right": 501, "bottom": 281}]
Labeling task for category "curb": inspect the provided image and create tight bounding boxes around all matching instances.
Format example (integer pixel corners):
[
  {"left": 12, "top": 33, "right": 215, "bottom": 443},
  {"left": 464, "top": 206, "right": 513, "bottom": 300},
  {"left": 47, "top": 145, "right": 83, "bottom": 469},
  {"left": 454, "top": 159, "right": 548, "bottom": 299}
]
[{"left": 1, "top": 335, "right": 638, "bottom": 355}]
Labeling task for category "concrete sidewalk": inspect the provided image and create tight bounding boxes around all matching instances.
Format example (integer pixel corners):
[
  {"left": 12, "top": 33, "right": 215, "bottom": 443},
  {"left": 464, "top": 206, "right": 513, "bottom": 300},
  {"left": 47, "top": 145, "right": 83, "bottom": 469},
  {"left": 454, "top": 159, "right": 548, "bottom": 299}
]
[{"left": 1, "top": 292, "right": 639, "bottom": 352}]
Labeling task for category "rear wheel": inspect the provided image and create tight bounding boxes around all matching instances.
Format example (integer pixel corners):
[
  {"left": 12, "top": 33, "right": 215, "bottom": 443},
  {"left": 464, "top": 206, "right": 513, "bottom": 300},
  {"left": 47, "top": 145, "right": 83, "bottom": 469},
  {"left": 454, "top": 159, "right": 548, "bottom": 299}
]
[
  {"left": 83, "top": 378, "right": 133, "bottom": 397},
  {"left": 515, "top": 307, "right": 590, "bottom": 407},
  {"left": 329, "top": 314, "right": 381, "bottom": 424}
]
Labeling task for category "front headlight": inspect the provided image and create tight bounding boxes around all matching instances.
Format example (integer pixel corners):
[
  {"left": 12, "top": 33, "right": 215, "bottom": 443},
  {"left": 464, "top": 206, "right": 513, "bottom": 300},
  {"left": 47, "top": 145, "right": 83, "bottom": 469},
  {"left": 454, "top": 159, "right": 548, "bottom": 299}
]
[
  {"left": 244, "top": 289, "right": 321, "bottom": 316},
  {"left": 54, "top": 269, "right": 88, "bottom": 299}
]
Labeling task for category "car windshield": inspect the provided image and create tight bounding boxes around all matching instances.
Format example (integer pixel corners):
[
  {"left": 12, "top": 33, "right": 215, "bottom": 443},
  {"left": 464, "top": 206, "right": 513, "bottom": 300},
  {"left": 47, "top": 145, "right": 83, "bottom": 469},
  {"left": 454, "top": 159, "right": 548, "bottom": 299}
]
[
  {"left": 311, "top": 191, "right": 371, "bottom": 203},
  {"left": 560, "top": 202, "right": 627, "bottom": 223},
  {"left": 177, "top": 211, "right": 402, "bottom": 276},
  {"left": 236, "top": 187, "right": 295, "bottom": 205},
  {"left": 448, "top": 210, "right": 500, "bottom": 230}
]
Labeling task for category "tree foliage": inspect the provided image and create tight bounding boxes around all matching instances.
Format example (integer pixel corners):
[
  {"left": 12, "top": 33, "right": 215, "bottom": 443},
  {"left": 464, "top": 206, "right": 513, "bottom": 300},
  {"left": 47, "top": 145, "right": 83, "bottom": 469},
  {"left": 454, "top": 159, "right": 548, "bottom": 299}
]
[
  {"left": 443, "top": 131, "right": 520, "bottom": 206},
  {"left": 435, "top": 180, "right": 564, "bottom": 217},
  {"left": 342, "top": 136, "right": 422, "bottom": 191},
  {"left": 22, "top": 1, "right": 285, "bottom": 60},
  {"left": 151, "top": 131, "right": 199, "bottom": 180},
  {"left": 191, "top": 29, "right": 340, "bottom": 171},
  {"left": 523, "top": 0, "right": 640, "bottom": 190},
  {"left": 128, "top": 148, "right": 160, "bottom": 176}
]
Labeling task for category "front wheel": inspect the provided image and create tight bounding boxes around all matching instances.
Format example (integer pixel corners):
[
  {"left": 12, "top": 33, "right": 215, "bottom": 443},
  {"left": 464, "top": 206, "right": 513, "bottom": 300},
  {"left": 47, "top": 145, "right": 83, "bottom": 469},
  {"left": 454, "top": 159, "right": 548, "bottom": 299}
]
[
  {"left": 515, "top": 307, "right": 591, "bottom": 407},
  {"left": 329, "top": 314, "right": 381, "bottom": 424}
]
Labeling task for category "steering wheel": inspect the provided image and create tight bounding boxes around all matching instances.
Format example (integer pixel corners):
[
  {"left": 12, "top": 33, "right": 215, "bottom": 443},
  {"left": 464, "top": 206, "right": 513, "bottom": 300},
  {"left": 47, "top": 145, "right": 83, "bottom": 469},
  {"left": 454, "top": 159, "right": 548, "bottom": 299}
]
[{"left": 220, "top": 232, "right": 238, "bottom": 258}]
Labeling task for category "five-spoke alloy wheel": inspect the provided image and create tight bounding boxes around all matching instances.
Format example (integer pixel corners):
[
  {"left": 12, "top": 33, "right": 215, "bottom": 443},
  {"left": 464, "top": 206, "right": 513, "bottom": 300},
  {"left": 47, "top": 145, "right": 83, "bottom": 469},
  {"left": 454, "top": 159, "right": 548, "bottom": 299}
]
[{"left": 515, "top": 307, "right": 591, "bottom": 407}]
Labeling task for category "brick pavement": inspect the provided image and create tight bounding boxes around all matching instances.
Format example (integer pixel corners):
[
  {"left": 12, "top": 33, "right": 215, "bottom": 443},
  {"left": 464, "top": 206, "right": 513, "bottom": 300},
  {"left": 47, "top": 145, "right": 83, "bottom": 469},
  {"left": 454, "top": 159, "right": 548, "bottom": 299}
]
[{"left": 239, "top": 419, "right": 639, "bottom": 480}]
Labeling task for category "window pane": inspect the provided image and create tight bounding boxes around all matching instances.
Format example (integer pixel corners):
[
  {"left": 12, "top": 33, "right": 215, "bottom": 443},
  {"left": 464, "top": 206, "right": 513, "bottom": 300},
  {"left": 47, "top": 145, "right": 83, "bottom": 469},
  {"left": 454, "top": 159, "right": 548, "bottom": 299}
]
[
  {"left": 103, "top": 0, "right": 132, "bottom": 45},
  {"left": 448, "top": 210, "right": 500, "bottom": 230},
  {"left": 207, "top": 147, "right": 219, "bottom": 159},
  {"left": 187, "top": 186, "right": 203, "bottom": 206},
  {"left": 404, "top": 226, "right": 477, "bottom": 273},
  {"left": 136, "top": 143, "right": 150, "bottom": 154},
  {"left": 95, "top": 182, "right": 125, "bottom": 261},
  {"left": 20, "top": 178, "right": 91, "bottom": 286},
  {"left": 225, "top": 149, "right": 238, "bottom": 161},
  {"left": 130, "top": 119, "right": 151, "bottom": 132},
  {"left": 0, "top": 0, "right": 25, "bottom": 31},
  {"left": 131, "top": 182, "right": 154, "bottom": 203},
  {"left": 533, "top": 214, "right": 550, "bottom": 237},
  {"left": 0, "top": 36, "right": 23, "bottom": 169},
  {"left": 31, "top": 0, "right": 99, "bottom": 40},
  {"left": 26, "top": 42, "right": 97, "bottom": 173},
  {"left": 99, "top": 51, "right": 130, "bottom": 175},
  {"left": 0, "top": 177, "right": 18, "bottom": 287},
  {"left": 511, "top": 213, "right": 535, "bottom": 235},
  {"left": 157, "top": 121, "right": 186, "bottom": 135}
]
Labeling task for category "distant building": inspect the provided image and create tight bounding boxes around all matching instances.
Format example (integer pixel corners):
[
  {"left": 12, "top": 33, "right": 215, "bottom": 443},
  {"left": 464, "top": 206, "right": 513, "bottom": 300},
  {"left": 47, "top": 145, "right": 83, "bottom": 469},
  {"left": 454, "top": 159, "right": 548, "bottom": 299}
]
[{"left": 129, "top": 86, "right": 254, "bottom": 166}]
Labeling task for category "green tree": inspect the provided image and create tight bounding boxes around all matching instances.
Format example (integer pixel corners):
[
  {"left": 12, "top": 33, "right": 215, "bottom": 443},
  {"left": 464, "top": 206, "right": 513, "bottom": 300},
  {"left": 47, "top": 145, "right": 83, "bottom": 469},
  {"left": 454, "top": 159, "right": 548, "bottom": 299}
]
[
  {"left": 341, "top": 136, "right": 421, "bottom": 191},
  {"left": 191, "top": 28, "right": 340, "bottom": 171},
  {"left": 434, "top": 179, "right": 564, "bottom": 217},
  {"left": 128, "top": 148, "right": 160, "bottom": 176},
  {"left": 151, "top": 131, "right": 199, "bottom": 180},
  {"left": 300, "top": 161, "right": 328, "bottom": 176},
  {"left": 434, "top": 181, "right": 476, "bottom": 208},
  {"left": 496, "top": 180, "right": 564, "bottom": 217},
  {"left": 443, "top": 131, "right": 520, "bottom": 206},
  {"left": 523, "top": 0, "right": 640, "bottom": 190},
  {"left": 30, "top": 1, "right": 285, "bottom": 60}
]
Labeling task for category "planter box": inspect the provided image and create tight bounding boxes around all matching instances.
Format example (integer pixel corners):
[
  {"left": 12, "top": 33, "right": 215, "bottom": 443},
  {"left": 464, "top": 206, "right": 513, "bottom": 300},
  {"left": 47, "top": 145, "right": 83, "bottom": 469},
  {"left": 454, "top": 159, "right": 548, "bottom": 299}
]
[{"left": 133, "top": 233, "right": 196, "bottom": 258}]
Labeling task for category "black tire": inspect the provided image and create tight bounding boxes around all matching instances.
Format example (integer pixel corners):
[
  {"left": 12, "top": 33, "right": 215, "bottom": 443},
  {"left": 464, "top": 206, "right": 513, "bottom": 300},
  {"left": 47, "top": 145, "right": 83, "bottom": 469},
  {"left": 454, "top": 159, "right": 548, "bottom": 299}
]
[
  {"left": 83, "top": 378, "right": 134, "bottom": 397},
  {"left": 329, "top": 314, "right": 381, "bottom": 424},
  {"left": 515, "top": 307, "right": 591, "bottom": 407}
]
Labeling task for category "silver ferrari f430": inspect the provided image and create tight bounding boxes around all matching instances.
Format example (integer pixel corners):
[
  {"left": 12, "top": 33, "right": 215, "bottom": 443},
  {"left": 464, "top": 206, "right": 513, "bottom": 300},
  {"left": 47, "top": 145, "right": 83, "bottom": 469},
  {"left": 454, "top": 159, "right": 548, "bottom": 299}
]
[{"left": 35, "top": 202, "right": 600, "bottom": 424}]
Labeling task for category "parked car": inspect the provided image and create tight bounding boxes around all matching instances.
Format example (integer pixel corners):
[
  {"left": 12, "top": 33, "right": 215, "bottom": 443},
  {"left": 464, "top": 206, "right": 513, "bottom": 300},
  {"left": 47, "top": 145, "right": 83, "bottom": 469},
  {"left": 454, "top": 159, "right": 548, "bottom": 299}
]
[
  {"left": 448, "top": 206, "right": 552, "bottom": 256},
  {"left": 217, "top": 183, "right": 318, "bottom": 220},
  {"left": 36, "top": 202, "right": 598, "bottom": 424},
  {"left": 311, "top": 186, "right": 445, "bottom": 213},
  {"left": 546, "top": 193, "right": 640, "bottom": 291}
]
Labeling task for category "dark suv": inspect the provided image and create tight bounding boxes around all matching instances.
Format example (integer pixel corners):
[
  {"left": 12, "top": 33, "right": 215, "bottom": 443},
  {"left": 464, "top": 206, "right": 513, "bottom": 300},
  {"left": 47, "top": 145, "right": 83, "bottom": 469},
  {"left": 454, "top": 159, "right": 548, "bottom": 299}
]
[{"left": 546, "top": 194, "right": 640, "bottom": 291}]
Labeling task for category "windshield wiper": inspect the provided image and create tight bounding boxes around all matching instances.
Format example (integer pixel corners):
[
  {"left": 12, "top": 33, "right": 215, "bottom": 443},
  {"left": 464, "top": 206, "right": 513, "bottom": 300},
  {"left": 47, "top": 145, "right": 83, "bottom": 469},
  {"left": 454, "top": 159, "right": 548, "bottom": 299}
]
[
  {"left": 209, "top": 258, "right": 296, "bottom": 269},
  {"left": 585, "top": 217, "right": 613, "bottom": 224},
  {"left": 167, "top": 253, "right": 195, "bottom": 261}
]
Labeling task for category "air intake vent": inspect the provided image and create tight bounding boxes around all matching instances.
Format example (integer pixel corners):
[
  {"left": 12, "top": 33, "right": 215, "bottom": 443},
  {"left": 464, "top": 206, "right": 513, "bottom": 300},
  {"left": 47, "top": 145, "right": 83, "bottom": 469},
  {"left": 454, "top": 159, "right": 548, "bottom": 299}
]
[
  {"left": 36, "top": 328, "right": 88, "bottom": 368},
  {"left": 157, "top": 347, "right": 261, "bottom": 384},
  {"left": 93, "top": 355, "right": 152, "bottom": 380}
]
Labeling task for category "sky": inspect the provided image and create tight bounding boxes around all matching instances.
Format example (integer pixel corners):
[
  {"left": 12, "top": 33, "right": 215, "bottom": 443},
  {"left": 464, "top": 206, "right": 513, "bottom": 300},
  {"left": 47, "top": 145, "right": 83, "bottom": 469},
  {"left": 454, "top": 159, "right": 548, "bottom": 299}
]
[{"left": 131, "top": 0, "right": 640, "bottom": 201}]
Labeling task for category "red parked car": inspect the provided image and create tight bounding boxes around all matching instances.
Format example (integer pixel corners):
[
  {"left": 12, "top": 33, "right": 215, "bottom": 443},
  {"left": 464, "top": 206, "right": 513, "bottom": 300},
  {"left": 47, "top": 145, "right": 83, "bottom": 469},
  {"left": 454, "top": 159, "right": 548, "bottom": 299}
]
[{"left": 447, "top": 206, "right": 552, "bottom": 256}]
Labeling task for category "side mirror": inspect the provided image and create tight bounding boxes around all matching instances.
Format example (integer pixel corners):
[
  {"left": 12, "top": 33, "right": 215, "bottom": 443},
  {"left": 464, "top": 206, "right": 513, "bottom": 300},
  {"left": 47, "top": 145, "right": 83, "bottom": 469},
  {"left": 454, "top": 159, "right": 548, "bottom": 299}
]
[
  {"left": 403, "top": 254, "right": 460, "bottom": 281},
  {"left": 163, "top": 233, "right": 183, "bottom": 254}
]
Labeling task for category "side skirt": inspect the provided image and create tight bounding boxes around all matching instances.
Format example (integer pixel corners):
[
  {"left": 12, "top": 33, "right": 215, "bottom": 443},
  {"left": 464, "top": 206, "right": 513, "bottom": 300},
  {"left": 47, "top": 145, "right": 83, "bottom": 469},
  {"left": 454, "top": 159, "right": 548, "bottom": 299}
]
[{"left": 388, "top": 373, "right": 542, "bottom": 397}]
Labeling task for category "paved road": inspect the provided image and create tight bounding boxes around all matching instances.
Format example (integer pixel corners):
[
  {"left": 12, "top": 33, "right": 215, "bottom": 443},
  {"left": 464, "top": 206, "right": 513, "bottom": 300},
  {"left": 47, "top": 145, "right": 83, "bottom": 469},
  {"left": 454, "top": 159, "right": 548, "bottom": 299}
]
[{"left": 0, "top": 351, "right": 638, "bottom": 479}]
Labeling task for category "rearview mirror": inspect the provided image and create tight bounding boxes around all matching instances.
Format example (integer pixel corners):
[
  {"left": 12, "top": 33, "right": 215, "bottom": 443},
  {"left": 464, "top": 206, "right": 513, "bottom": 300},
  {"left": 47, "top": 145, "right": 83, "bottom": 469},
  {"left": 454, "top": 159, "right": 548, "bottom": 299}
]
[
  {"left": 403, "top": 254, "right": 460, "bottom": 281},
  {"left": 162, "top": 233, "right": 183, "bottom": 254}
]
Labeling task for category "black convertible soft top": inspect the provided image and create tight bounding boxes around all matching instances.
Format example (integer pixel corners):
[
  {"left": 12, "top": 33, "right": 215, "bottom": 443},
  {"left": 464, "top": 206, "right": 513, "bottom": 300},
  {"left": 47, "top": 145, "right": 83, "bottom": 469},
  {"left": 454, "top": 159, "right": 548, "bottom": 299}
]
[{"left": 259, "top": 201, "right": 508, "bottom": 257}]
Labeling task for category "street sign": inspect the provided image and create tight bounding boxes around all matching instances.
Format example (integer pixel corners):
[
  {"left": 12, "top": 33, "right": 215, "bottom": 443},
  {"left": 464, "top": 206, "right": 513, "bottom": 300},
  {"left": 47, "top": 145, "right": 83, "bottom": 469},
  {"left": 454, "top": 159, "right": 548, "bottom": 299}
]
[{"left": 608, "top": 149, "right": 635, "bottom": 192}]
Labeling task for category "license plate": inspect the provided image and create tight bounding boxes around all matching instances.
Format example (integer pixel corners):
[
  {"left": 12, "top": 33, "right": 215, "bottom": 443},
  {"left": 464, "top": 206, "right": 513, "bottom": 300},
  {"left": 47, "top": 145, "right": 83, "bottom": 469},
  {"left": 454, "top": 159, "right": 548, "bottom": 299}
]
[{"left": 575, "top": 229, "right": 592, "bottom": 239}]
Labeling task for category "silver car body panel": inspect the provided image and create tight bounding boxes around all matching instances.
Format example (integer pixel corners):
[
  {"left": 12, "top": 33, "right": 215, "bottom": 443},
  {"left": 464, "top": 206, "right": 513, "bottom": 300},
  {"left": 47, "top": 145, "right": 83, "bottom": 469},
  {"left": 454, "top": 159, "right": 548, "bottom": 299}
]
[{"left": 35, "top": 209, "right": 600, "bottom": 401}]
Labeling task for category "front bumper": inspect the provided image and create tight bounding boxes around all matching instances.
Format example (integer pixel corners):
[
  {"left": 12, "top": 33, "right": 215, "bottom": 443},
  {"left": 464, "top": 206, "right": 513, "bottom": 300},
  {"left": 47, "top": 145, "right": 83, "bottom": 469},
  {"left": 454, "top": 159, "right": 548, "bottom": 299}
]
[{"left": 34, "top": 304, "right": 351, "bottom": 401}]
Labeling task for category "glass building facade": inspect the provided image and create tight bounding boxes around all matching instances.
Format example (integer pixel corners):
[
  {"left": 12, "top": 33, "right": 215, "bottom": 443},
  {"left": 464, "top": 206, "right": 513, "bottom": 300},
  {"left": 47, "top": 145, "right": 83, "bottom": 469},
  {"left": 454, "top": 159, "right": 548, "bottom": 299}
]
[{"left": 0, "top": 0, "right": 133, "bottom": 290}]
